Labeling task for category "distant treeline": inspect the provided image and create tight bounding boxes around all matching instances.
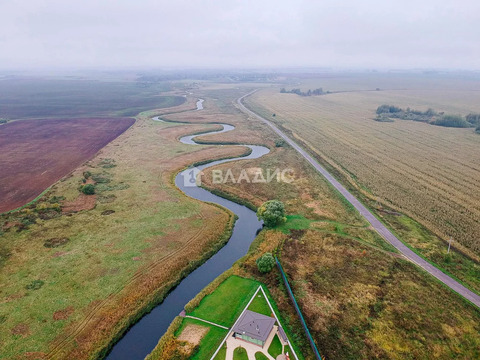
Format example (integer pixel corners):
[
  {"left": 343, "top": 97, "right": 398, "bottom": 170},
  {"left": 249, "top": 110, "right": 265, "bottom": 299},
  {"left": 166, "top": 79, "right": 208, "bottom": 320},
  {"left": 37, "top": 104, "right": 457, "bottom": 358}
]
[
  {"left": 280, "top": 88, "right": 325, "bottom": 96},
  {"left": 375, "top": 104, "right": 480, "bottom": 132}
]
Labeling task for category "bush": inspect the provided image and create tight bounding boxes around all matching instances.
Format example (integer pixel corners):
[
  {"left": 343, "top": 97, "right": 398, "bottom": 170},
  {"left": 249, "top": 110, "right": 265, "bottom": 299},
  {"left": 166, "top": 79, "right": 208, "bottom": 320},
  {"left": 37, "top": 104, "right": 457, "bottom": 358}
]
[
  {"left": 0, "top": 119, "right": 7, "bottom": 124},
  {"left": 376, "top": 104, "right": 402, "bottom": 114},
  {"left": 257, "top": 200, "right": 286, "bottom": 227},
  {"left": 374, "top": 114, "right": 394, "bottom": 122},
  {"left": 466, "top": 113, "right": 480, "bottom": 125},
  {"left": 476, "top": 126, "right": 480, "bottom": 134},
  {"left": 81, "top": 184, "right": 95, "bottom": 195},
  {"left": 275, "top": 138, "right": 287, "bottom": 147},
  {"left": 83, "top": 171, "right": 91, "bottom": 179},
  {"left": 256, "top": 253, "right": 275, "bottom": 274},
  {"left": 91, "top": 173, "right": 111, "bottom": 183},
  {"left": 26, "top": 279, "right": 45, "bottom": 290},
  {"left": 432, "top": 115, "right": 472, "bottom": 128}
]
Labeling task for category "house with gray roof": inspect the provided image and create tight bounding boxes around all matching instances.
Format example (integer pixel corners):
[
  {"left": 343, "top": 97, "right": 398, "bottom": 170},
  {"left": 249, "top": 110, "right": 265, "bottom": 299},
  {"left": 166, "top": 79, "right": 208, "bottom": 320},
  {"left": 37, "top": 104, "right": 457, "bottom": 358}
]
[{"left": 232, "top": 310, "right": 276, "bottom": 347}]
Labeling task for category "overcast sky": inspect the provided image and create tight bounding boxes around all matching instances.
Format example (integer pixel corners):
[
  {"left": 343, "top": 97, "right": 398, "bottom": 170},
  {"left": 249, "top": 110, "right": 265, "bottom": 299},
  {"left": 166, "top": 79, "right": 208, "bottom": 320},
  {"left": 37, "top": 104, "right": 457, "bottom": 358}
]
[{"left": 1, "top": 0, "right": 479, "bottom": 70}]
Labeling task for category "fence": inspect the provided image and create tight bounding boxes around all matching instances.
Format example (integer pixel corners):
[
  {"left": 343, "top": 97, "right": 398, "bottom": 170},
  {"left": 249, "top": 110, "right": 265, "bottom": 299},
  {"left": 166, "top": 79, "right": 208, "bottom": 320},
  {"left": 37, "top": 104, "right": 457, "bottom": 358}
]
[{"left": 275, "top": 257, "right": 323, "bottom": 360}]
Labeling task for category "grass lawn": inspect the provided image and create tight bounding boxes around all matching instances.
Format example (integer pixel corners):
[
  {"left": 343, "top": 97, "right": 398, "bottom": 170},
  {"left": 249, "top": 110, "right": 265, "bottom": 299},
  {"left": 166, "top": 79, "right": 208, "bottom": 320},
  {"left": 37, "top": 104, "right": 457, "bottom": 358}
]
[
  {"left": 268, "top": 334, "right": 283, "bottom": 358},
  {"left": 255, "top": 352, "right": 269, "bottom": 360},
  {"left": 233, "top": 347, "right": 249, "bottom": 360},
  {"left": 175, "top": 318, "right": 228, "bottom": 360},
  {"left": 284, "top": 345, "right": 293, "bottom": 357},
  {"left": 247, "top": 290, "right": 272, "bottom": 317},
  {"left": 189, "top": 275, "right": 261, "bottom": 327},
  {"left": 276, "top": 214, "right": 312, "bottom": 233},
  {"left": 213, "top": 343, "right": 227, "bottom": 360}
]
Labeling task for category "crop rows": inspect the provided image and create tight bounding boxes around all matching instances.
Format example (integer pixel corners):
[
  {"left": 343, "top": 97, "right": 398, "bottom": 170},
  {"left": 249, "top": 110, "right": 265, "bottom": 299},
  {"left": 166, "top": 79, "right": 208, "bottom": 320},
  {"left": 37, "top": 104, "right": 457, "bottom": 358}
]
[{"left": 248, "top": 87, "right": 480, "bottom": 254}]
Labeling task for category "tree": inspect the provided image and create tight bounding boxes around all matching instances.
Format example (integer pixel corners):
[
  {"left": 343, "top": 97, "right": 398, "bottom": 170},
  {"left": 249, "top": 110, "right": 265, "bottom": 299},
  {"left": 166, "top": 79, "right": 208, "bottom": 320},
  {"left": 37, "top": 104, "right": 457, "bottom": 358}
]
[
  {"left": 257, "top": 200, "right": 286, "bottom": 227},
  {"left": 81, "top": 184, "right": 95, "bottom": 195},
  {"left": 466, "top": 113, "right": 480, "bottom": 125},
  {"left": 256, "top": 253, "right": 275, "bottom": 274}
]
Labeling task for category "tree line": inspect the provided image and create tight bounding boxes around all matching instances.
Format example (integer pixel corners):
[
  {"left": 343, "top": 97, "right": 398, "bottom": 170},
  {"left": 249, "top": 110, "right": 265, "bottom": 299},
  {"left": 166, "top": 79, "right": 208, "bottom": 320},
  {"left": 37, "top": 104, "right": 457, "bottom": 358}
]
[
  {"left": 375, "top": 104, "right": 480, "bottom": 132},
  {"left": 280, "top": 88, "right": 325, "bottom": 96}
]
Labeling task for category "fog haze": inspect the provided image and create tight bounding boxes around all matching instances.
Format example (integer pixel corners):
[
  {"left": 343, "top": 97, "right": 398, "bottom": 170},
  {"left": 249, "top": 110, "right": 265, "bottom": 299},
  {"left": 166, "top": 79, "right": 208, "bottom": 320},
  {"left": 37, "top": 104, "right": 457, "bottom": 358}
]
[{"left": 1, "top": 0, "right": 479, "bottom": 70}]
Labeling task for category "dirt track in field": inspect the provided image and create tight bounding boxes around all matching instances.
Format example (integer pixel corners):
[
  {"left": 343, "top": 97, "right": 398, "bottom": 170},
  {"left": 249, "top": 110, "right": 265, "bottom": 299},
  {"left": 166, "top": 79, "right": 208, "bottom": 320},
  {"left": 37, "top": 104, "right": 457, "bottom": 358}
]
[{"left": 0, "top": 117, "right": 134, "bottom": 213}]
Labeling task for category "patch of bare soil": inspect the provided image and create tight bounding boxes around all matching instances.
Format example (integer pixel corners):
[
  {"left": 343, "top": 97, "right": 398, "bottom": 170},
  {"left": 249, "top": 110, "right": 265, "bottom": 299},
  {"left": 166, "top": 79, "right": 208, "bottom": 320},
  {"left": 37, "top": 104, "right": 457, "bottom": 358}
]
[
  {"left": 11, "top": 323, "right": 30, "bottom": 337},
  {"left": 177, "top": 324, "right": 209, "bottom": 350},
  {"left": 53, "top": 306, "right": 75, "bottom": 321},
  {"left": 62, "top": 194, "right": 96, "bottom": 213}
]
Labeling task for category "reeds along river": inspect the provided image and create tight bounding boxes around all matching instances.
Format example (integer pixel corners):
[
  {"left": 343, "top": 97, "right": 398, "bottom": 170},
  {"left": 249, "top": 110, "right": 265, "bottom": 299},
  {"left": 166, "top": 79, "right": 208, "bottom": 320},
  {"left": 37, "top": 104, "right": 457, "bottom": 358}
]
[{"left": 105, "top": 100, "right": 270, "bottom": 360}]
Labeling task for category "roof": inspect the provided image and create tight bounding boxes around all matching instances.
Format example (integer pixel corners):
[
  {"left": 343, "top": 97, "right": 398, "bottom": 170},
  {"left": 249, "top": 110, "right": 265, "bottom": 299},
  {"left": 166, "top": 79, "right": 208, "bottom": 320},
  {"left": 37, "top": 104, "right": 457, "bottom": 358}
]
[
  {"left": 232, "top": 310, "right": 276, "bottom": 342},
  {"left": 278, "top": 326, "right": 288, "bottom": 343}
]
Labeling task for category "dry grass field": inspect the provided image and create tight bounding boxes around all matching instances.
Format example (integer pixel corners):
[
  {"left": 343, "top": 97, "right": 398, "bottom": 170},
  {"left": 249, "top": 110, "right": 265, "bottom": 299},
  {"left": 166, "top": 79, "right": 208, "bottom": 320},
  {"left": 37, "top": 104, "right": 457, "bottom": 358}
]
[
  {"left": 163, "top": 83, "right": 480, "bottom": 360},
  {"left": 2, "top": 77, "right": 480, "bottom": 360},
  {"left": 0, "top": 96, "right": 250, "bottom": 359},
  {"left": 244, "top": 74, "right": 480, "bottom": 290}
]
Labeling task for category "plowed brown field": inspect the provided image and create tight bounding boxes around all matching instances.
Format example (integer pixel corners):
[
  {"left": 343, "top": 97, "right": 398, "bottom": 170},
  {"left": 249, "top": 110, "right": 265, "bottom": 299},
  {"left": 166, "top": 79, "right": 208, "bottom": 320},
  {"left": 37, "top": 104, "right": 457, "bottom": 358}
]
[{"left": 0, "top": 118, "right": 134, "bottom": 212}]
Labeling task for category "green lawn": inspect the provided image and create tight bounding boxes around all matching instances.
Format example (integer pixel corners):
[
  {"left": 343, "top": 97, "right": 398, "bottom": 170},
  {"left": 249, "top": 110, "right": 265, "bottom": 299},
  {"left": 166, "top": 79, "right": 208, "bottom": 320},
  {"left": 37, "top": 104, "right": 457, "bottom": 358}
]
[
  {"left": 213, "top": 343, "right": 227, "bottom": 360},
  {"left": 189, "top": 275, "right": 261, "bottom": 327},
  {"left": 255, "top": 352, "right": 269, "bottom": 360},
  {"left": 247, "top": 291, "right": 272, "bottom": 317},
  {"left": 233, "top": 347, "right": 249, "bottom": 360},
  {"left": 175, "top": 318, "right": 228, "bottom": 360},
  {"left": 285, "top": 345, "right": 293, "bottom": 358},
  {"left": 268, "top": 334, "right": 283, "bottom": 358},
  {"left": 277, "top": 214, "right": 312, "bottom": 233}
]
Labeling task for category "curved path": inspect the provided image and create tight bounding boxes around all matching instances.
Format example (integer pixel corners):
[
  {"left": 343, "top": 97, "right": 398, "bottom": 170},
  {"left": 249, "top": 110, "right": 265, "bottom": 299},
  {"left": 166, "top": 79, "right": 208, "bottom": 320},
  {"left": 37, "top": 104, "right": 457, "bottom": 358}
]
[
  {"left": 105, "top": 99, "right": 270, "bottom": 360},
  {"left": 237, "top": 91, "right": 480, "bottom": 309}
]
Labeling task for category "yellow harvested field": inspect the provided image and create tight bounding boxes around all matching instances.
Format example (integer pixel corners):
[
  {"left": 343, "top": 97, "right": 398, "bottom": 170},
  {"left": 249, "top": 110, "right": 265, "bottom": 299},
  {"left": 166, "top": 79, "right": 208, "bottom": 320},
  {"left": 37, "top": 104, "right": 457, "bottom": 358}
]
[{"left": 247, "top": 79, "right": 480, "bottom": 254}]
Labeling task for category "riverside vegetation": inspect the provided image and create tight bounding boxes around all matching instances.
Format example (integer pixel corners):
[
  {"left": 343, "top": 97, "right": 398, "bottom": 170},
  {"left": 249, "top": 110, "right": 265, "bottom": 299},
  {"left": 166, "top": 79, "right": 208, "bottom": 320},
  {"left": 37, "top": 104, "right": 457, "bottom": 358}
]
[
  {"left": 148, "top": 82, "right": 480, "bottom": 360},
  {"left": 2, "top": 76, "right": 480, "bottom": 360},
  {"left": 0, "top": 93, "right": 246, "bottom": 359}
]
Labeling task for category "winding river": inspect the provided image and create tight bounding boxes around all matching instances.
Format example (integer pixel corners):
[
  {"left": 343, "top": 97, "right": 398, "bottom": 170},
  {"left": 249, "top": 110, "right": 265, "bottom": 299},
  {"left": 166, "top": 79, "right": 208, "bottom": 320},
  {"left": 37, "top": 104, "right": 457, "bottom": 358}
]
[{"left": 106, "top": 100, "right": 270, "bottom": 359}]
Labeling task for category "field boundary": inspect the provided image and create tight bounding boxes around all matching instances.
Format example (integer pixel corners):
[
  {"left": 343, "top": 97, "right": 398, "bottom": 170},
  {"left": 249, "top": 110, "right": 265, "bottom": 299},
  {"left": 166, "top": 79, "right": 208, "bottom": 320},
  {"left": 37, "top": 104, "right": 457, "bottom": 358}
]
[
  {"left": 276, "top": 258, "right": 322, "bottom": 360},
  {"left": 238, "top": 90, "right": 480, "bottom": 309}
]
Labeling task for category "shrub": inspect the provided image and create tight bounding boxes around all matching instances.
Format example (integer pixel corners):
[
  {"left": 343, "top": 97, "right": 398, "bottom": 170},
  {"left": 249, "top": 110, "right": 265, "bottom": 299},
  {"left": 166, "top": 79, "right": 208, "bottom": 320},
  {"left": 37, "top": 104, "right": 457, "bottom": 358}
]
[
  {"left": 466, "top": 113, "right": 480, "bottom": 125},
  {"left": 275, "top": 138, "right": 287, "bottom": 147},
  {"left": 257, "top": 200, "right": 286, "bottom": 227},
  {"left": 256, "top": 253, "right": 275, "bottom": 274},
  {"left": 91, "top": 173, "right": 111, "bottom": 183},
  {"left": 374, "top": 114, "right": 394, "bottom": 122},
  {"left": 376, "top": 104, "right": 402, "bottom": 114},
  {"left": 81, "top": 184, "right": 95, "bottom": 195},
  {"left": 0, "top": 119, "right": 7, "bottom": 124},
  {"left": 83, "top": 171, "right": 91, "bottom": 179},
  {"left": 36, "top": 202, "right": 60, "bottom": 212},
  {"left": 476, "top": 126, "right": 480, "bottom": 134},
  {"left": 44, "top": 237, "right": 69, "bottom": 248},
  {"left": 26, "top": 279, "right": 45, "bottom": 290},
  {"left": 49, "top": 195, "right": 65, "bottom": 204},
  {"left": 432, "top": 115, "right": 472, "bottom": 128}
]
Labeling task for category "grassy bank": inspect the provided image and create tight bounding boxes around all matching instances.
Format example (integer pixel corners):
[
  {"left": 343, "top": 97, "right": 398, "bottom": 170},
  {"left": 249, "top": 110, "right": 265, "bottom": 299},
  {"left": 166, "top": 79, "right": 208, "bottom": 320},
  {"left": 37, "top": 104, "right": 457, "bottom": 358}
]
[{"left": 0, "top": 95, "right": 250, "bottom": 359}]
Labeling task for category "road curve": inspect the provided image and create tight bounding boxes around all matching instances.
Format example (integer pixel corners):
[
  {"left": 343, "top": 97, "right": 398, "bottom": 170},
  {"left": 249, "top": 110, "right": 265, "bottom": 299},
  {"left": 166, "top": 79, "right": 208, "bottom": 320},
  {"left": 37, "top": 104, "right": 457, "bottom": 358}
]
[{"left": 237, "top": 90, "right": 480, "bottom": 309}]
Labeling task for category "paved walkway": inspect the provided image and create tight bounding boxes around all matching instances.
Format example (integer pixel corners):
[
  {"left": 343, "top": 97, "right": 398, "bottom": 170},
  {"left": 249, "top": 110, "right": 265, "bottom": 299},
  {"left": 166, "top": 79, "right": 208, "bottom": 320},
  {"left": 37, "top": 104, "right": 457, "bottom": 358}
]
[
  {"left": 225, "top": 326, "right": 277, "bottom": 360},
  {"left": 184, "top": 315, "right": 229, "bottom": 330},
  {"left": 237, "top": 91, "right": 480, "bottom": 309}
]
